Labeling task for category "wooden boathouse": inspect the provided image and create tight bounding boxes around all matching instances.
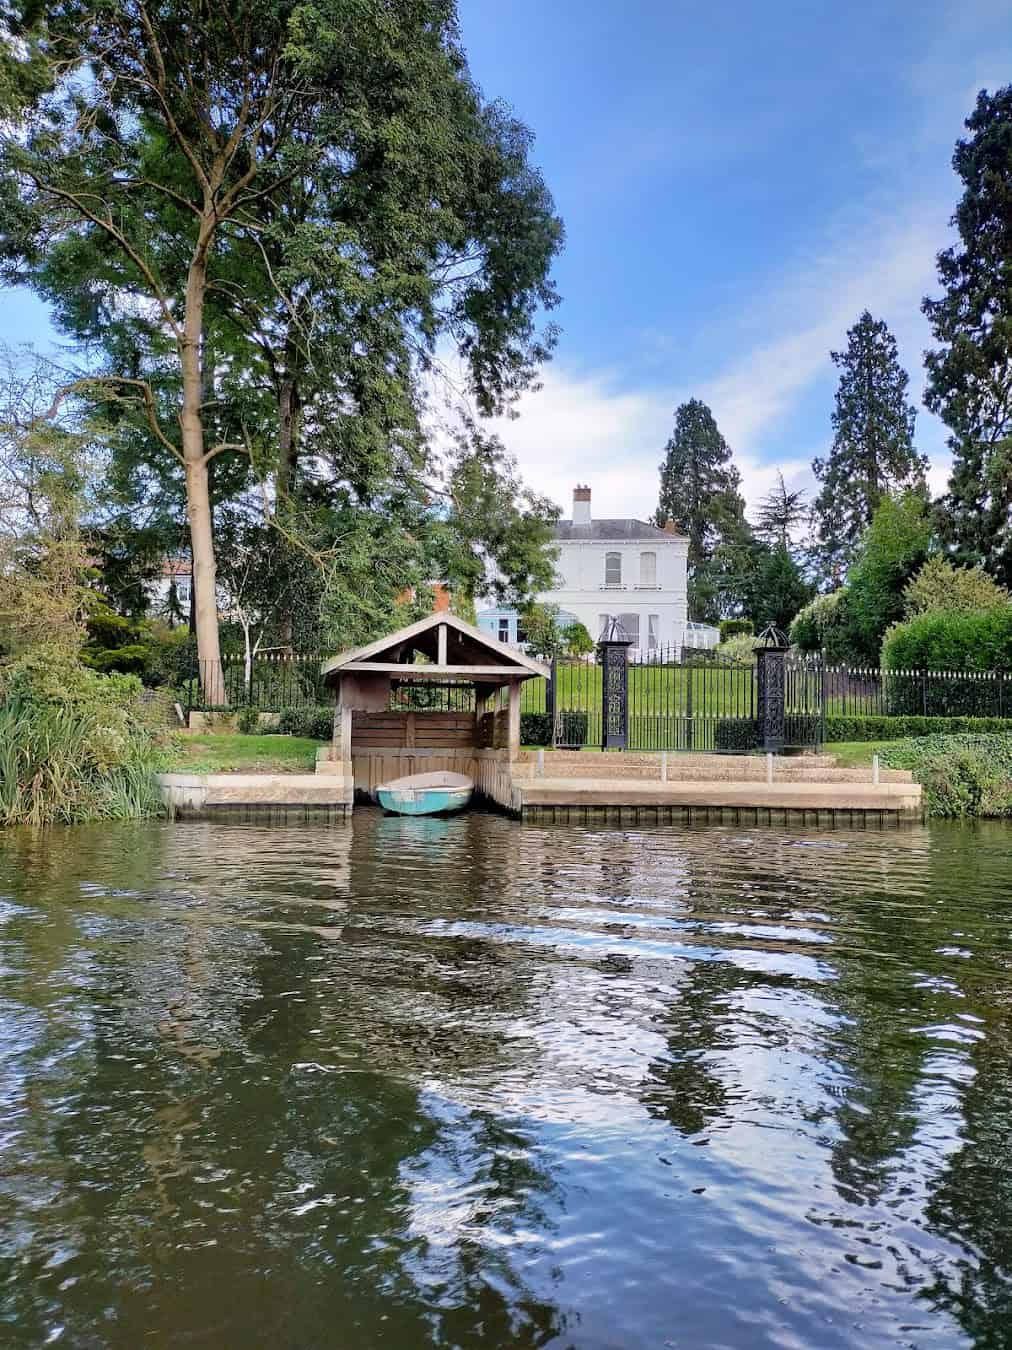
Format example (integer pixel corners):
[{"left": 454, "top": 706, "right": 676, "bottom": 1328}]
[{"left": 317, "top": 612, "right": 549, "bottom": 813}]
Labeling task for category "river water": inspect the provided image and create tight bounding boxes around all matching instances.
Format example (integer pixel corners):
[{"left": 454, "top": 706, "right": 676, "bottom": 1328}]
[{"left": 1, "top": 811, "right": 1010, "bottom": 1349}]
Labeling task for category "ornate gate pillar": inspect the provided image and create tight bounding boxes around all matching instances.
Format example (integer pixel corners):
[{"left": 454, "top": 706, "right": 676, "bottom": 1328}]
[
  {"left": 598, "top": 618, "right": 633, "bottom": 750},
  {"left": 754, "top": 623, "right": 789, "bottom": 753}
]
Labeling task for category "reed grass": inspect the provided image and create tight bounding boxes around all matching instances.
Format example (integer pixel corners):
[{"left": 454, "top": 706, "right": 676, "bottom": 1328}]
[{"left": 0, "top": 697, "right": 166, "bottom": 826}]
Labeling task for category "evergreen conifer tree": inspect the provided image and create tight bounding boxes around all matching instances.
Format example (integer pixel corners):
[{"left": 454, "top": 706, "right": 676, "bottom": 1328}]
[
  {"left": 923, "top": 87, "right": 1012, "bottom": 586},
  {"left": 654, "top": 399, "right": 749, "bottom": 620},
  {"left": 812, "top": 312, "right": 926, "bottom": 582}
]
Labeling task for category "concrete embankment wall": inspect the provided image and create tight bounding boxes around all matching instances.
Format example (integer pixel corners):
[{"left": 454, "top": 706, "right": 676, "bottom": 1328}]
[{"left": 158, "top": 773, "right": 353, "bottom": 822}]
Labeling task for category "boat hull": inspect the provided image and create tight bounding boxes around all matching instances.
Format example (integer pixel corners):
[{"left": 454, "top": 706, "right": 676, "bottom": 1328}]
[
  {"left": 377, "top": 785, "right": 473, "bottom": 816},
  {"left": 375, "top": 771, "right": 474, "bottom": 817}
]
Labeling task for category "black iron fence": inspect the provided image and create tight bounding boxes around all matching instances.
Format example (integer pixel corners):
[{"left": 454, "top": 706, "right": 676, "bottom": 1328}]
[
  {"left": 183, "top": 650, "right": 1012, "bottom": 748},
  {"left": 823, "top": 666, "right": 1012, "bottom": 719}
]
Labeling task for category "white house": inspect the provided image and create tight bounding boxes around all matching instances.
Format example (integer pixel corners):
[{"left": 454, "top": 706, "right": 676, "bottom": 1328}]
[
  {"left": 479, "top": 485, "right": 713, "bottom": 656},
  {"left": 145, "top": 558, "right": 192, "bottom": 615}
]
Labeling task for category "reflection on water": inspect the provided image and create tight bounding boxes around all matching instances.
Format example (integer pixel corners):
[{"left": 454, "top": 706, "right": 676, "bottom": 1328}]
[{"left": 1, "top": 811, "right": 1011, "bottom": 1348}]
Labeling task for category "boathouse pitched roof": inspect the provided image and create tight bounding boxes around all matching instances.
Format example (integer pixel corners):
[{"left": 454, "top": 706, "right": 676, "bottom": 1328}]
[{"left": 321, "top": 611, "right": 549, "bottom": 684}]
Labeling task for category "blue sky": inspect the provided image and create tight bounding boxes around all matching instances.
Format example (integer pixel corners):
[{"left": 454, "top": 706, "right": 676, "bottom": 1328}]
[{"left": 6, "top": 0, "right": 1012, "bottom": 520}]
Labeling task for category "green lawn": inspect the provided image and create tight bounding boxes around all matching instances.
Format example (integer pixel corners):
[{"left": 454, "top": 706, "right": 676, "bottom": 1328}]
[
  {"left": 823, "top": 740, "right": 895, "bottom": 767},
  {"left": 521, "top": 664, "right": 758, "bottom": 717},
  {"left": 170, "top": 733, "right": 323, "bottom": 773}
]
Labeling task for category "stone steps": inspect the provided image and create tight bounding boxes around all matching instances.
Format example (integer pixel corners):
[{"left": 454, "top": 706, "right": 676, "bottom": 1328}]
[
  {"left": 519, "top": 777, "right": 922, "bottom": 817},
  {"left": 513, "top": 758, "right": 911, "bottom": 784}
]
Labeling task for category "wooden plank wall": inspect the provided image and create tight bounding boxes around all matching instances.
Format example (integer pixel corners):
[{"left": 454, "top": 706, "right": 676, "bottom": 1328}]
[
  {"left": 351, "top": 711, "right": 476, "bottom": 750},
  {"left": 352, "top": 750, "right": 477, "bottom": 799},
  {"left": 350, "top": 747, "right": 519, "bottom": 813}
]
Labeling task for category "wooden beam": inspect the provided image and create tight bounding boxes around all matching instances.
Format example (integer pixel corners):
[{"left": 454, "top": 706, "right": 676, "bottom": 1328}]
[
  {"left": 437, "top": 623, "right": 447, "bottom": 666},
  {"left": 337, "top": 662, "right": 529, "bottom": 678}
]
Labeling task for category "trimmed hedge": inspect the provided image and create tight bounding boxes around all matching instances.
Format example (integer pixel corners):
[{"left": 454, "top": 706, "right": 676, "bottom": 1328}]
[
  {"left": 715, "top": 717, "right": 760, "bottom": 751},
  {"left": 883, "top": 608, "right": 1012, "bottom": 675},
  {"left": 520, "top": 712, "right": 553, "bottom": 746},
  {"left": 825, "top": 714, "right": 1012, "bottom": 743}
]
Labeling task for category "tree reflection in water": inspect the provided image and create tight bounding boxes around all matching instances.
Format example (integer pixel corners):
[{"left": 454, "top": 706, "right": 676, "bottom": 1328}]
[{"left": 2, "top": 815, "right": 1012, "bottom": 1348}]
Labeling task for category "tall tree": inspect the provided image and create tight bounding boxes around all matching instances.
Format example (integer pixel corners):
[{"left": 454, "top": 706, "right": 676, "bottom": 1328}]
[
  {"left": 654, "top": 398, "right": 749, "bottom": 620},
  {"left": 754, "top": 471, "right": 808, "bottom": 550},
  {"left": 923, "top": 86, "right": 1012, "bottom": 586},
  {"left": 1, "top": 1, "right": 562, "bottom": 683},
  {"left": 812, "top": 312, "right": 926, "bottom": 582}
]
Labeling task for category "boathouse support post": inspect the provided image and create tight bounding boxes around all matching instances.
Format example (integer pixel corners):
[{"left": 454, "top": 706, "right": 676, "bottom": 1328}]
[
  {"left": 331, "top": 677, "right": 352, "bottom": 764},
  {"left": 508, "top": 680, "right": 522, "bottom": 761}
]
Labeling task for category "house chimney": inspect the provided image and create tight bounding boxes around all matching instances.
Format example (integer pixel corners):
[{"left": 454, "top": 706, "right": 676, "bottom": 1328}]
[
  {"left": 662, "top": 518, "right": 676, "bottom": 535},
  {"left": 573, "top": 484, "right": 591, "bottom": 525}
]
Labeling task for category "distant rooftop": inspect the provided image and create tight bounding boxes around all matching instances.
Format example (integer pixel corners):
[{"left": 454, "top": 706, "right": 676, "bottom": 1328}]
[
  {"left": 559, "top": 484, "right": 685, "bottom": 541},
  {"left": 552, "top": 518, "right": 677, "bottom": 541}
]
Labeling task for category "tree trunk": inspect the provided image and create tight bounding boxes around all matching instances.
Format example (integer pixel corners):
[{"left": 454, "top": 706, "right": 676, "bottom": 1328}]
[
  {"left": 179, "top": 227, "right": 223, "bottom": 699},
  {"left": 278, "top": 369, "right": 301, "bottom": 496},
  {"left": 276, "top": 363, "right": 301, "bottom": 649}
]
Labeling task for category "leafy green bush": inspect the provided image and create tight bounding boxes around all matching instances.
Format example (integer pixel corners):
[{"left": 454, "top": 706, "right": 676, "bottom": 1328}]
[
  {"left": 0, "top": 651, "right": 168, "bottom": 825},
  {"left": 843, "top": 493, "right": 932, "bottom": 663},
  {"left": 715, "top": 634, "right": 756, "bottom": 667},
  {"left": 825, "top": 714, "right": 1012, "bottom": 742},
  {"left": 719, "top": 619, "right": 754, "bottom": 641},
  {"left": 883, "top": 608, "right": 1012, "bottom": 674},
  {"left": 520, "top": 712, "right": 552, "bottom": 745},
  {"left": 237, "top": 706, "right": 260, "bottom": 735},
  {"left": 277, "top": 705, "right": 332, "bottom": 740},
  {"left": 789, "top": 588, "right": 852, "bottom": 658},
  {"left": 903, "top": 556, "right": 1010, "bottom": 616},
  {"left": 878, "top": 733, "right": 1012, "bottom": 818},
  {"left": 714, "top": 717, "right": 760, "bottom": 751}
]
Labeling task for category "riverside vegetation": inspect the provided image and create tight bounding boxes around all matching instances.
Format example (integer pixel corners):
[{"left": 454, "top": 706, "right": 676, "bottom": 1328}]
[{"left": 0, "top": 653, "right": 169, "bottom": 826}]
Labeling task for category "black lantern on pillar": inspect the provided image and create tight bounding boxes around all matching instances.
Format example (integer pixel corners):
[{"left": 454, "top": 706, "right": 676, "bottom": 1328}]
[
  {"left": 754, "top": 622, "right": 790, "bottom": 752},
  {"left": 598, "top": 617, "right": 633, "bottom": 750}
]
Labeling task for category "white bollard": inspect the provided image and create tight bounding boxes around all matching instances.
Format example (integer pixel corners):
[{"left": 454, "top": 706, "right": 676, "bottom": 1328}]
[
  {"left": 660, "top": 750, "right": 668, "bottom": 782},
  {"left": 873, "top": 754, "right": 880, "bottom": 786},
  {"left": 766, "top": 753, "right": 774, "bottom": 785},
  {"left": 536, "top": 748, "right": 545, "bottom": 778}
]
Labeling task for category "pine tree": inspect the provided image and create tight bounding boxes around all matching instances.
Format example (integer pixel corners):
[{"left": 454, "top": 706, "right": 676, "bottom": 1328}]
[
  {"left": 655, "top": 399, "right": 749, "bottom": 620},
  {"left": 923, "top": 87, "right": 1012, "bottom": 586},
  {"left": 812, "top": 312, "right": 926, "bottom": 582},
  {"left": 755, "top": 471, "right": 808, "bottom": 549}
]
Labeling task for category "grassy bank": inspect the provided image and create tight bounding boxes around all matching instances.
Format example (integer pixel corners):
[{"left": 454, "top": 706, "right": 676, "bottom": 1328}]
[
  {"left": 828, "top": 732, "right": 1012, "bottom": 817},
  {"left": 170, "top": 734, "right": 323, "bottom": 773}
]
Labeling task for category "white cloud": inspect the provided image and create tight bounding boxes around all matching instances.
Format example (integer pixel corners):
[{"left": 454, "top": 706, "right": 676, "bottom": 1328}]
[{"left": 478, "top": 199, "right": 954, "bottom": 520}]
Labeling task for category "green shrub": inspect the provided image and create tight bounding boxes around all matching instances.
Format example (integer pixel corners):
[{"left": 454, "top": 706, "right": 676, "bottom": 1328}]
[
  {"left": 789, "top": 588, "right": 852, "bottom": 659},
  {"left": 0, "top": 651, "right": 168, "bottom": 825},
  {"left": 719, "top": 619, "right": 754, "bottom": 642},
  {"left": 237, "top": 706, "right": 260, "bottom": 735},
  {"left": 883, "top": 608, "right": 1012, "bottom": 675},
  {"left": 520, "top": 712, "right": 552, "bottom": 745},
  {"left": 903, "top": 556, "right": 1010, "bottom": 616},
  {"left": 277, "top": 705, "right": 332, "bottom": 740},
  {"left": 715, "top": 634, "right": 756, "bottom": 667},
  {"left": 714, "top": 717, "right": 760, "bottom": 751},
  {"left": 878, "top": 733, "right": 1012, "bottom": 818},
  {"left": 825, "top": 714, "right": 1012, "bottom": 742}
]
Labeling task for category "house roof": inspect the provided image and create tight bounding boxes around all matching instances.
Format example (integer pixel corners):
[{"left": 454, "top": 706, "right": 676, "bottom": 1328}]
[
  {"left": 552, "top": 518, "right": 684, "bottom": 541},
  {"left": 321, "top": 611, "right": 549, "bottom": 684}
]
